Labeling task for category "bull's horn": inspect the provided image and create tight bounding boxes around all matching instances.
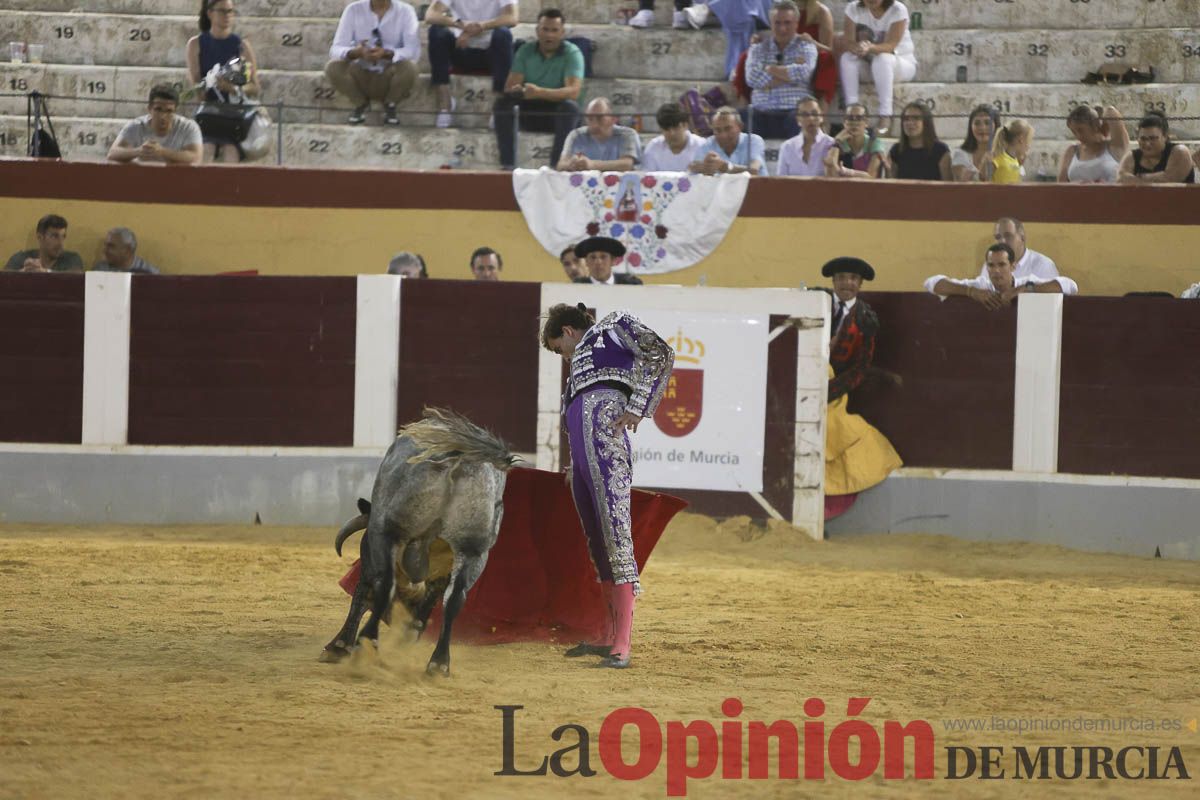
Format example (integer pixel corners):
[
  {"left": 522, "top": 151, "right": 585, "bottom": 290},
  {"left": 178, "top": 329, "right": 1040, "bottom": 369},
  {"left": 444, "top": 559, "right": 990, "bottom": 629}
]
[{"left": 334, "top": 514, "right": 369, "bottom": 557}]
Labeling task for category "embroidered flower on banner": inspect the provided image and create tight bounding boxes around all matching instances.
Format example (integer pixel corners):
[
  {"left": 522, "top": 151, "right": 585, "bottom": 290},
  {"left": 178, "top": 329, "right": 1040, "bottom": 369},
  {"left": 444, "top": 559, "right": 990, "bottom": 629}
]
[{"left": 576, "top": 172, "right": 689, "bottom": 271}]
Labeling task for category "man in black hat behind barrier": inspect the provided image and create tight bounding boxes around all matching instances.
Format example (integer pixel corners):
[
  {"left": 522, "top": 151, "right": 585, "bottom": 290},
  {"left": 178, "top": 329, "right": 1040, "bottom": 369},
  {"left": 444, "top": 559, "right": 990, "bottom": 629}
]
[
  {"left": 572, "top": 237, "right": 644, "bottom": 285},
  {"left": 821, "top": 256, "right": 878, "bottom": 402}
]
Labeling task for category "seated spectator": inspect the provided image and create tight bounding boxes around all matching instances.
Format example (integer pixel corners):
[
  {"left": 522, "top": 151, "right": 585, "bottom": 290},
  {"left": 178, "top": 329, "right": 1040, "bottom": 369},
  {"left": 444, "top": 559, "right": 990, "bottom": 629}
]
[
  {"left": 1057, "top": 105, "right": 1129, "bottom": 184},
  {"left": 572, "top": 237, "right": 643, "bottom": 284},
  {"left": 991, "top": 119, "right": 1034, "bottom": 185},
  {"left": 387, "top": 251, "right": 427, "bottom": 278},
  {"left": 924, "top": 243, "right": 1078, "bottom": 310},
  {"left": 92, "top": 228, "right": 160, "bottom": 274},
  {"left": 186, "top": 0, "right": 260, "bottom": 163},
  {"left": 106, "top": 85, "right": 202, "bottom": 166},
  {"left": 424, "top": 0, "right": 517, "bottom": 128},
  {"left": 629, "top": 0, "right": 695, "bottom": 29},
  {"left": 690, "top": 106, "right": 768, "bottom": 175},
  {"left": 5, "top": 214, "right": 83, "bottom": 273},
  {"left": 982, "top": 217, "right": 1059, "bottom": 282},
  {"left": 839, "top": 0, "right": 917, "bottom": 134},
  {"left": 326, "top": 0, "right": 420, "bottom": 126},
  {"left": 777, "top": 97, "right": 835, "bottom": 177},
  {"left": 557, "top": 98, "right": 642, "bottom": 172},
  {"left": 470, "top": 246, "right": 502, "bottom": 280},
  {"left": 887, "top": 101, "right": 949, "bottom": 181},
  {"left": 951, "top": 105, "right": 999, "bottom": 182},
  {"left": 743, "top": 1, "right": 817, "bottom": 140},
  {"left": 824, "top": 101, "right": 885, "bottom": 178},
  {"left": 693, "top": 1, "right": 770, "bottom": 80},
  {"left": 1119, "top": 113, "right": 1195, "bottom": 185},
  {"left": 494, "top": 8, "right": 583, "bottom": 170},
  {"left": 641, "top": 103, "right": 706, "bottom": 172},
  {"left": 559, "top": 245, "right": 588, "bottom": 280}
]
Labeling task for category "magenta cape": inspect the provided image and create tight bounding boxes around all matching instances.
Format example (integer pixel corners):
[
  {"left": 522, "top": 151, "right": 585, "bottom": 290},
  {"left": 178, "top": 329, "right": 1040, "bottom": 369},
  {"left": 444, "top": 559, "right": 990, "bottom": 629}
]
[{"left": 338, "top": 466, "right": 687, "bottom": 644}]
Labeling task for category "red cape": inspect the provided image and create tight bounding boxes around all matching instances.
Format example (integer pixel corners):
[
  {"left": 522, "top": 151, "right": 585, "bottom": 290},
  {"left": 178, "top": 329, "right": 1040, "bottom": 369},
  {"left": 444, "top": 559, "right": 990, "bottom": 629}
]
[{"left": 338, "top": 466, "right": 686, "bottom": 644}]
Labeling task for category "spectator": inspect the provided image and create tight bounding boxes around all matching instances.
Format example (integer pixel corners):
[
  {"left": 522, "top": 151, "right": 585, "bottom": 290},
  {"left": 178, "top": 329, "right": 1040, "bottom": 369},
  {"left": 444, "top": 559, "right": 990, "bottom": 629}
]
[
  {"left": 690, "top": 2, "right": 770, "bottom": 80},
  {"left": 777, "top": 96, "right": 835, "bottom": 177},
  {"left": 470, "top": 246, "right": 502, "bottom": 280},
  {"left": 92, "top": 228, "right": 160, "bottom": 274},
  {"left": 494, "top": 8, "right": 583, "bottom": 170},
  {"left": 982, "top": 217, "right": 1059, "bottom": 282},
  {"left": 690, "top": 106, "right": 768, "bottom": 175},
  {"left": 387, "top": 251, "right": 427, "bottom": 278},
  {"left": 186, "top": 0, "right": 260, "bottom": 163},
  {"left": 641, "top": 103, "right": 706, "bottom": 171},
  {"left": 1057, "top": 105, "right": 1129, "bottom": 184},
  {"left": 743, "top": 1, "right": 817, "bottom": 140},
  {"left": 559, "top": 245, "right": 588, "bottom": 280},
  {"left": 886, "top": 101, "right": 949, "bottom": 181},
  {"left": 951, "top": 105, "right": 999, "bottom": 182},
  {"left": 1119, "top": 113, "right": 1195, "bottom": 185},
  {"left": 572, "top": 237, "right": 644, "bottom": 284},
  {"left": 924, "top": 243, "right": 1078, "bottom": 309},
  {"left": 838, "top": 0, "right": 917, "bottom": 135},
  {"left": 326, "top": 0, "right": 420, "bottom": 126},
  {"left": 107, "top": 85, "right": 202, "bottom": 166},
  {"left": 4, "top": 214, "right": 83, "bottom": 273},
  {"left": 794, "top": 0, "right": 836, "bottom": 108},
  {"left": 557, "top": 98, "right": 642, "bottom": 172},
  {"left": 629, "top": 1, "right": 695, "bottom": 29},
  {"left": 991, "top": 119, "right": 1034, "bottom": 185},
  {"left": 424, "top": 0, "right": 517, "bottom": 128},
  {"left": 824, "top": 101, "right": 885, "bottom": 178}
]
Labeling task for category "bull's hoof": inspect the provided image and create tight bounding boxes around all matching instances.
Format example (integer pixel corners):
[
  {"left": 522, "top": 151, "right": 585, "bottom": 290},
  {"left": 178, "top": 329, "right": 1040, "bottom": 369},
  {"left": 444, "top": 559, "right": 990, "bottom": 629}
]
[
  {"left": 425, "top": 660, "right": 450, "bottom": 677},
  {"left": 319, "top": 645, "right": 351, "bottom": 663}
]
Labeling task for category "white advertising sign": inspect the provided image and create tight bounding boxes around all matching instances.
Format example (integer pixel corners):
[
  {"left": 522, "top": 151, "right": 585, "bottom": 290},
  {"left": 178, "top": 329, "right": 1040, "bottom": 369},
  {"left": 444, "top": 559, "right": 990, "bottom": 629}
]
[{"left": 596, "top": 306, "right": 769, "bottom": 492}]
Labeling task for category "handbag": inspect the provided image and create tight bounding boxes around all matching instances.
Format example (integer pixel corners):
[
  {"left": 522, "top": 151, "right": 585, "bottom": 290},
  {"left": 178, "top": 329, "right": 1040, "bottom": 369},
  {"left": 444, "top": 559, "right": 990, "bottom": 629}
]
[
  {"left": 194, "top": 100, "right": 258, "bottom": 142},
  {"left": 240, "top": 106, "right": 272, "bottom": 161}
]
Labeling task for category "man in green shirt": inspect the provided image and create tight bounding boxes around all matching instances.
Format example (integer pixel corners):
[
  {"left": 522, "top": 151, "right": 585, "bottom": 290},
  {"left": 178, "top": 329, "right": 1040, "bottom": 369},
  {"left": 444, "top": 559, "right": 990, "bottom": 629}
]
[
  {"left": 493, "top": 7, "right": 583, "bottom": 169},
  {"left": 5, "top": 214, "right": 83, "bottom": 273}
]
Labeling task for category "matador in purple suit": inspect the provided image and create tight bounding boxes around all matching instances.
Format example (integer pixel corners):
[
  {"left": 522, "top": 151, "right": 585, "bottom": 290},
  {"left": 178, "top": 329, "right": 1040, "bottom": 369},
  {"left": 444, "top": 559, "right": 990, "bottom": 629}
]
[{"left": 541, "top": 245, "right": 674, "bottom": 668}]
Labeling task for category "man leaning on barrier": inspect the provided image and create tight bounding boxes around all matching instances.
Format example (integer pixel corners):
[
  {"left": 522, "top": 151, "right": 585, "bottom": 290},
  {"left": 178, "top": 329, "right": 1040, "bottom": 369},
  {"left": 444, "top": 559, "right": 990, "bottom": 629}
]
[
  {"left": 557, "top": 97, "right": 641, "bottom": 172},
  {"left": 106, "top": 85, "right": 202, "bottom": 166},
  {"left": 493, "top": 7, "right": 583, "bottom": 170}
]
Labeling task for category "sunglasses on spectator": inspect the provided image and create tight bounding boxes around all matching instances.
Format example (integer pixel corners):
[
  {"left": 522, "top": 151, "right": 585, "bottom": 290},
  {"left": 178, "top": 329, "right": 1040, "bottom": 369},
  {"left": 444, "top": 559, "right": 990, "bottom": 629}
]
[
  {"left": 211, "top": 7, "right": 237, "bottom": 15},
  {"left": 796, "top": 110, "right": 821, "bottom": 118},
  {"left": 372, "top": 27, "right": 383, "bottom": 46}
]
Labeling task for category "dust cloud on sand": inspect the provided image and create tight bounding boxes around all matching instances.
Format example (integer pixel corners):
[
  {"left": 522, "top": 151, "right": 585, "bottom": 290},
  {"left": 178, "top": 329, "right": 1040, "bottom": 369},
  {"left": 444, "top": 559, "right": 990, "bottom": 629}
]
[{"left": 1, "top": 513, "right": 1197, "bottom": 798}]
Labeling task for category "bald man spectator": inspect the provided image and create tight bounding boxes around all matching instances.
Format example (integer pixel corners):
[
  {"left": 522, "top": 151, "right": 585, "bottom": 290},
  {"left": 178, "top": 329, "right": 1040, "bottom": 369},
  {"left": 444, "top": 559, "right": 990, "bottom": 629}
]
[
  {"left": 925, "top": 243, "right": 1077, "bottom": 310},
  {"left": 5, "top": 214, "right": 83, "bottom": 273},
  {"left": 387, "top": 251, "right": 427, "bottom": 278},
  {"left": 559, "top": 245, "right": 588, "bottom": 280},
  {"left": 557, "top": 97, "right": 642, "bottom": 172},
  {"left": 980, "top": 217, "right": 1059, "bottom": 282},
  {"left": 470, "top": 246, "right": 502, "bottom": 280},
  {"left": 92, "top": 227, "right": 160, "bottom": 274},
  {"left": 690, "top": 106, "right": 768, "bottom": 175}
]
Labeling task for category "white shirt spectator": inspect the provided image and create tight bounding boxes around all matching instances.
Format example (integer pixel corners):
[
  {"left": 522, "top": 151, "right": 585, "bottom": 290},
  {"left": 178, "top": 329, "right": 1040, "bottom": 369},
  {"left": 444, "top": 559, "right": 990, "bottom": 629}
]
[
  {"left": 441, "top": 0, "right": 513, "bottom": 48},
  {"left": 641, "top": 132, "right": 706, "bottom": 172},
  {"left": 777, "top": 130, "right": 837, "bottom": 177},
  {"left": 924, "top": 273, "right": 1078, "bottom": 296},
  {"left": 976, "top": 247, "right": 1059, "bottom": 282},
  {"left": 845, "top": 0, "right": 915, "bottom": 58},
  {"left": 329, "top": 0, "right": 421, "bottom": 73}
]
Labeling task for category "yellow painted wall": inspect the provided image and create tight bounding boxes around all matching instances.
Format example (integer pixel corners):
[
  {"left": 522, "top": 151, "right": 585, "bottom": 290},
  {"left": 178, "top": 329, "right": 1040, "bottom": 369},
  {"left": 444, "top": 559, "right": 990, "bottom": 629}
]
[{"left": 3, "top": 197, "right": 1198, "bottom": 296}]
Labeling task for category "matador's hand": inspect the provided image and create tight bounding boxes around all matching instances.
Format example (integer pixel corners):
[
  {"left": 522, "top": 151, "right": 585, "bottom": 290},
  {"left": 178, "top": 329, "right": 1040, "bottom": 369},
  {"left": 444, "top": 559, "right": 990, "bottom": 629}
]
[{"left": 613, "top": 412, "right": 643, "bottom": 434}]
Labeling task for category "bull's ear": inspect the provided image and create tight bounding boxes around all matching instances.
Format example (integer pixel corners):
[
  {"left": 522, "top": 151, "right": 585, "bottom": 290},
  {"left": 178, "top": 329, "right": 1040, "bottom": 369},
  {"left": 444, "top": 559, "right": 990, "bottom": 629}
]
[{"left": 357, "top": 498, "right": 371, "bottom": 515}]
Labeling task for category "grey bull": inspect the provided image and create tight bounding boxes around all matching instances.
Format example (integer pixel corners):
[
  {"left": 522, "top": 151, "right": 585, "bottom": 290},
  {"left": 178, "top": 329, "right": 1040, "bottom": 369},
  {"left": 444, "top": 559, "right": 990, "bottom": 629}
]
[{"left": 320, "top": 407, "right": 519, "bottom": 675}]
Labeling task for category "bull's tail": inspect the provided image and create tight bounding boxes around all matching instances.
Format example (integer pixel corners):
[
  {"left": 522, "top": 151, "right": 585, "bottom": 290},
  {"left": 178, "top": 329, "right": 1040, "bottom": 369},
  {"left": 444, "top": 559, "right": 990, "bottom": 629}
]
[
  {"left": 334, "top": 497, "right": 372, "bottom": 557},
  {"left": 400, "top": 406, "right": 520, "bottom": 471}
]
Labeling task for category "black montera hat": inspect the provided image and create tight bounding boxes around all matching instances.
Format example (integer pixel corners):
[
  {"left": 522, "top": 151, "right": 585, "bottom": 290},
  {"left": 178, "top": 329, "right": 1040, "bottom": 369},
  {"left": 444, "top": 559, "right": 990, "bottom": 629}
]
[
  {"left": 820, "top": 256, "right": 876, "bottom": 281},
  {"left": 574, "top": 236, "right": 627, "bottom": 259}
]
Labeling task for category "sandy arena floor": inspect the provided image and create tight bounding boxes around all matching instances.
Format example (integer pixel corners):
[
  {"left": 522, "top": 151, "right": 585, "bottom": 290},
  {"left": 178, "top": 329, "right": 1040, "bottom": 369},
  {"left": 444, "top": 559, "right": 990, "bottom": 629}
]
[{"left": 1, "top": 513, "right": 1197, "bottom": 799}]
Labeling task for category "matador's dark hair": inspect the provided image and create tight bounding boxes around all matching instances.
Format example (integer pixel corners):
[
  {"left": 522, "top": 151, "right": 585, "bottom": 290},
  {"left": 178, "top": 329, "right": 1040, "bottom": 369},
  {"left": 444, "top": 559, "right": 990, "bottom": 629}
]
[{"left": 541, "top": 303, "right": 595, "bottom": 350}]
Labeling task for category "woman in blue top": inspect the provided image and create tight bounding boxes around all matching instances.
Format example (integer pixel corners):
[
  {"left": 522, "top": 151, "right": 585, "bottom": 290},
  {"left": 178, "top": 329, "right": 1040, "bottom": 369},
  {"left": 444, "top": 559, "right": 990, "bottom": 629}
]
[{"left": 186, "top": 0, "right": 261, "bottom": 163}]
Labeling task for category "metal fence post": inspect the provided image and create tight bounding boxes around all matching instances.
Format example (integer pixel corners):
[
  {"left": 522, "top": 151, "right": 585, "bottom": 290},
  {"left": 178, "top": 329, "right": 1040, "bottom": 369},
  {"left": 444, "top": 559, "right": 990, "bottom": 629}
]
[
  {"left": 513, "top": 103, "right": 520, "bottom": 170},
  {"left": 276, "top": 100, "right": 284, "bottom": 166}
]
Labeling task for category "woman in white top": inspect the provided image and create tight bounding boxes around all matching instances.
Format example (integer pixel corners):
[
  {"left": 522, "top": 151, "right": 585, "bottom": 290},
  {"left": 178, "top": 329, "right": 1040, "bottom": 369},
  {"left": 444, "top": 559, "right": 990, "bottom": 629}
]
[
  {"left": 838, "top": 0, "right": 917, "bottom": 134},
  {"left": 1056, "top": 105, "right": 1129, "bottom": 184},
  {"left": 951, "top": 105, "right": 999, "bottom": 182}
]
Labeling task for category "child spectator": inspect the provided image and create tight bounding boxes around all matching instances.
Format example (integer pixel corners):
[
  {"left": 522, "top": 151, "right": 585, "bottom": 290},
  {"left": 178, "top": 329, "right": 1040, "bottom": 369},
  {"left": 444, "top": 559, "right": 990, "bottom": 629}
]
[{"left": 991, "top": 119, "right": 1034, "bottom": 184}]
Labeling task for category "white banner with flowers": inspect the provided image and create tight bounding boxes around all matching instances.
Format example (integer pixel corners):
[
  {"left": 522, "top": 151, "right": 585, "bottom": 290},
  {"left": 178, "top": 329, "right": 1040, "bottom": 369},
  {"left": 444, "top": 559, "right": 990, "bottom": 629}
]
[{"left": 512, "top": 167, "right": 750, "bottom": 275}]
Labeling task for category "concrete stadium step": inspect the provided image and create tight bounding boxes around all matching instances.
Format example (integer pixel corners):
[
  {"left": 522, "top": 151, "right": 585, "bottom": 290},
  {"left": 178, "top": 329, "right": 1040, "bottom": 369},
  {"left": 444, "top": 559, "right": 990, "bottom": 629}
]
[
  {"left": 5, "top": 61, "right": 1198, "bottom": 138},
  {"left": 1, "top": 111, "right": 1146, "bottom": 179},
  {"left": 5, "top": 11, "right": 1200, "bottom": 83},
  {"left": 5, "top": 0, "right": 1199, "bottom": 30}
]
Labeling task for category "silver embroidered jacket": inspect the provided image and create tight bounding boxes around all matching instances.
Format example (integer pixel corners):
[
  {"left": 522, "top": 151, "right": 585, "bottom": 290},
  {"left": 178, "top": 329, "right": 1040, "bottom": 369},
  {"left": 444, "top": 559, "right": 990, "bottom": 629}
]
[{"left": 566, "top": 311, "right": 675, "bottom": 417}]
